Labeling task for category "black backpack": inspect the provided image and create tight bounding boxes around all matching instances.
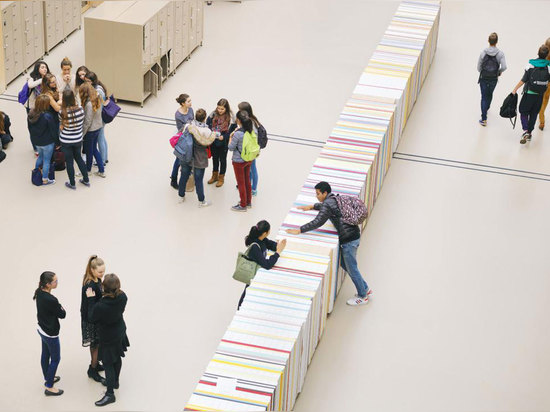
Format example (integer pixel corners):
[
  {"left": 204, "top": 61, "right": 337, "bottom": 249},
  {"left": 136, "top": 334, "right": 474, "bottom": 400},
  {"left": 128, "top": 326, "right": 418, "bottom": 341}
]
[
  {"left": 480, "top": 54, "right": 499, "bottom": 79},
  {"left": 257, "top": 124, "right": 268, "bottom": 149},
  {"left": 499, "top": 93, "right": 518, "bottom": 128},
  {"left": 527, "top": 66, "right": 550, "bottom": 94}
]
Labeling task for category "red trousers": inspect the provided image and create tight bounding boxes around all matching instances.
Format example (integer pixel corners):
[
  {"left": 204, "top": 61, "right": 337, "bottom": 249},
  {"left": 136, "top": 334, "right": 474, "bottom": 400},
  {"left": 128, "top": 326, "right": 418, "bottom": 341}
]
[{"left": 232, "top": 161, "right": 252, "bottom": 207}]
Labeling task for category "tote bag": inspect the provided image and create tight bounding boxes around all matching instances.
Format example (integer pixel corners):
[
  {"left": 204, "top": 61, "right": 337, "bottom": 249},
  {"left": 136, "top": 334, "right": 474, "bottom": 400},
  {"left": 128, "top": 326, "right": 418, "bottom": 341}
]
[{"left": 232, "top": 243, "right": 260, "bottom": 285}]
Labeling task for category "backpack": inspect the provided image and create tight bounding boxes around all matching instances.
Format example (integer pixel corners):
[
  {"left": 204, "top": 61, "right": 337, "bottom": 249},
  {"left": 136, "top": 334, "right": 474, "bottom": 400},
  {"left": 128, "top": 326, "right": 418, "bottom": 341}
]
[
  {"left": 53, "top": 148, "right": 66, "bottom": 171},
  {"left": 241, "top": 131, "right": 260, "bottom": 162},
  {"left": 257, "top": 124, "right": 268, "bottom": 149},
  {"left": 31, "top": 166, "right": 55, "bottom": 186},
  {"left": 173, "top": 125, "right": 193, "bottom": 164},
  {"left": 480, "top": 54, "right": 499, "bottom": 79},
  {"left": 335, "top": 194, "right": 368, "bottom": 226},
  {"left": 18, "top": 82, "right": 31, "bottom": 105},
  {"left": 527, "top": 66, "right": 550, "bottom": 94},
  {"left": 499, "top": 93, "right": 518, "bottom": 128}
]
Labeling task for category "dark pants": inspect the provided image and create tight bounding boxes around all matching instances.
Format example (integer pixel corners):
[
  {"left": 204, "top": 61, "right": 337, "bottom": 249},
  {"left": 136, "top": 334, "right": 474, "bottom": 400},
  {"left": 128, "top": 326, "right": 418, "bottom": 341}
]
[
  {"left": 83, "top": 130, "right": 104, "bottom": 173},
  {"left": 519, "top": 93, "right": 544, "bottom": 133},
  {"left": 38, "top": 331, "right": 60, "bottom": 388},
  {"left": 0, "top": 133, "right": 11, "bottom": 149},
  {"left": 171, "top": 157, "right": 180, "bottom": 182},
  {"left": 479, "top": 78, "right": 498, "bottom": 121},
  {"left": 211, "top": 144, "right": 228, "bottom": 175},
  {"left": 104, "top": 358, "right": 122, "bottom": 395},
  {"left": 178, "top": 163, "right": 205, "bottom": 201},
  {"left": 237, "top": 284, "right": 249, "bottom": 310},
  {"left": 233, "top": 161, "right": 252, "bottom": 207},
  {"left": 61, "top": 142, "right": 89, "bottom": 186}
]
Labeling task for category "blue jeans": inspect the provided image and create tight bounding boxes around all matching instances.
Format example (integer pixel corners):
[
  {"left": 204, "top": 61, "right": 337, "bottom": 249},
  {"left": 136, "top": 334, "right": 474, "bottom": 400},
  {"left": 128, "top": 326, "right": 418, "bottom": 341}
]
[
  {"left": 35, "top": 143, "right": 55, "bottom": 180},
  {"left": 83, "top": 130, "right": 104, "bottom": 173},
  {"left": 97, "top": 127, "right": 108, "bottom": 163},
  {"left": 38, "top": 331, "right": 60, "bottom": 388},
  {"left": 171, "top": 157, "right": 180, "bottom": 181},
  {"left": 250, "top": 159, "right": 258, "bottom": 191},
  {"left": 340, "top": 239, "right": 368, "bottom": 298},
  {"left": 179, "top": 163, "right": 205, "bottom": 201},
  {"left": 479, "top": 78, "right": 498, "bottom": 121}
]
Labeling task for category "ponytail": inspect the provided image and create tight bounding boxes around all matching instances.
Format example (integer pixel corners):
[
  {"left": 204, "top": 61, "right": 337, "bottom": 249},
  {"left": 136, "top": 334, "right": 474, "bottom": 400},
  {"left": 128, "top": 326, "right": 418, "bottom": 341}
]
[
  {"left": 245, "top": 220, "right": 271, "bottom": 246},
  {"left": 33, "top": 271, "right": 56, "bottom": 300},
  {"left": 236, "top": 110, "right": 253, "bottom": 134}
]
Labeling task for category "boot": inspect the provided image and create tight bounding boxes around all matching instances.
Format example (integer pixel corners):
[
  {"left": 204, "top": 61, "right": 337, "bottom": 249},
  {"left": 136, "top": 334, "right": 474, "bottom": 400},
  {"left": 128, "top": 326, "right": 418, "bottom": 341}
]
[
  {"left": 207, "top": 171, "right": 218, "bottom": 184},
  {"left": 88, "top": 365, "right": 106, "bottom": 385},
  {"left": 216, "top": 174, "right": 225, "bottom": 187},
  {"left": 186, "top": 174, "right": 195, "bottom": 192}
]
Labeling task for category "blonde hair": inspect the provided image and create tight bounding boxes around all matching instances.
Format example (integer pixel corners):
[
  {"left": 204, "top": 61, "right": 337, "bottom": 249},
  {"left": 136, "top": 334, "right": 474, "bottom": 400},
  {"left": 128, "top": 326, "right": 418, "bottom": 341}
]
[
  {"left": 82, "top": 255, "right": 105, "bottom": 286},
  {"left": 79, "top": 82, "right": 101, "bottom": 112}
]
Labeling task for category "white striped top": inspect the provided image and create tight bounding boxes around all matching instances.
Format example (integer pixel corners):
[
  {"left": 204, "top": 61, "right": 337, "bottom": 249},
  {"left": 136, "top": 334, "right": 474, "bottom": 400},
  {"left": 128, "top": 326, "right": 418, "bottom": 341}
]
[{"left": 59, "top": 107, "right": 85, "bottom": 144}]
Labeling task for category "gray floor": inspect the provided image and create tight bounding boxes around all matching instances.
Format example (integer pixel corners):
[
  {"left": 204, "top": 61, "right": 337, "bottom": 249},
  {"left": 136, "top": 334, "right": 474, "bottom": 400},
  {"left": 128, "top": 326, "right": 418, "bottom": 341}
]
[{"left": 1, "top": 1, "right": 550, "bottom": 411}]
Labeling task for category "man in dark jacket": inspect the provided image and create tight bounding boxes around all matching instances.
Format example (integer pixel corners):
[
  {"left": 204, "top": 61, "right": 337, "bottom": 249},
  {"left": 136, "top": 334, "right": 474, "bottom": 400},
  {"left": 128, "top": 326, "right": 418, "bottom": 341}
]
[{"left": 286, "top": 181, "right": 371, "bottom": 306}]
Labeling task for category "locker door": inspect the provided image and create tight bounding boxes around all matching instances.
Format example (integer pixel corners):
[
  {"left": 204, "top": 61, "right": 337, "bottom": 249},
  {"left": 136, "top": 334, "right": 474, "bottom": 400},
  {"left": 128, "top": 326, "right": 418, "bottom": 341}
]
[
  {"left": 149, "top": 16, "right": 159, "bottom": 63},
  {"left": 2, "top": 6, "right": 14, "bottom": 60},
  {"left": 172, "top": 1, "right": 184, "bottom": 69},
  {"left": 32, "top": 1, "right": 45, "bottom": 60},
  {"left": 72, "top": 1, "right": 81, "bottom": 30},
  {"left": 196, "top": 0, "right": 203, "bottom": 46},
  {"left": 189, "top": 0, "right": 197, "bottom": 51},
  {"left": 182, "top": 0, "right": 190, "bottom": 58},
  {"left": 62, "top": 1, "right": 72, "bottom": 37},
  {"left": 10, "top": 2, "right": 24, "bottom": 76},
  {"left": 143, "top": 21, "right": 151, "bottom": 66},
  {"left": 44, "top": 1, "right": 56, "bottom": 51},
  {"left": 54, "top": 1, "right": 63, "bottom": 44},
  {"left": 165, "top": 3, "right": 174, "bottom": 52},
  {"left": 22, "top": 2, "right": 35, "bottom": 68},
  {"left": 158, "top": 6, "right": 167, "bottom": 56}
]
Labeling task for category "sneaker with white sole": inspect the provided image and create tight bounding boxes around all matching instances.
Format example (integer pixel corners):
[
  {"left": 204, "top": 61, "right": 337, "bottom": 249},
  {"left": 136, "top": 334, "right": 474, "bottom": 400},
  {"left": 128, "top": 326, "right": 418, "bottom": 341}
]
[
  {"left": 479, "top": 119, "right": 487, "bottom": 127},
  {"left": 79, "top": 179, "right": 90, "bottom": 187},
  {"left": 65, "top": 182, "right": 76, "bottom": 190},
  {"left": 94, "top": 172, "right": 106, "bottom": 178},
  {"left": 520, "top": 132, "right": 529, "bottom": 144},
  {"left": 42, "top": 179, "right": 55, "bottom": 186},
  {"left": 198, "top": 200, "right": 212, "bottom": 208},
  {"left": 178, "top": 196, "right": 186, "bottom": 203},
  {"left": 355, "top": 289, "right": 373, "bottom": 298},
  {"left": 347, "top": 295, "right": 369, "bottom": 306},
  {"left": 75, "top": 171, "right": 82, "bottom": 177},
  {"left": 231, "top": 204, "right": 247, "bottom": 212}
]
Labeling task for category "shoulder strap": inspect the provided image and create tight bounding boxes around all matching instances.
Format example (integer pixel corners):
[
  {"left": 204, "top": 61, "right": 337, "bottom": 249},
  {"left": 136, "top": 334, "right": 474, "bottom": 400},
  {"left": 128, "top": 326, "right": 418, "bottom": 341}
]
[{"left": 245, "top": 242, "right": 261, "bottom": 256}]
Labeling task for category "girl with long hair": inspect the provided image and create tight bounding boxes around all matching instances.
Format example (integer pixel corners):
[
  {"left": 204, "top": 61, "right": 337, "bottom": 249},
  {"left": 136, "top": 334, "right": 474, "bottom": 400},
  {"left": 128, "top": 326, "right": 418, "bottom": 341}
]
[
  {"left": 34, "top": 271, "right": 65, "bottom": 396},
  {"left": 28, "top": 95, "right": 58, "bottom": 185},
  {"left": 26, "top": 60, "right": 51, "bottom": 112},
  {"left": 81, "top": 255, "right": 106, "bottom": 384},
  {"left": 237, "top": 221, "right": 287, "bottom": 308},
  {"left": 59, "top": 89, "right": 89, "bottom": 189},
  {"left": 228, "top": 110, "right": 254, "bottom": 211},
  {"left": 206, "top": 98, "right": 236, "bottom": 188},
  {"left": 79, "top": 82, "right": 105, "bottom": 177},
  {"left": 75, "top": 65, "right": 90, "bottom": 90},
  {"left": 86, "top": 71, "right": 109, "bottom": 166},
  {"left": 238, "top": 102, "right": 262, "bottom": 196},
  {"left": 171, "top": 93, "right": 195, "bottom": 190},
  {"left": 89, "top": 274, "right": 130, "bottom": 407}
]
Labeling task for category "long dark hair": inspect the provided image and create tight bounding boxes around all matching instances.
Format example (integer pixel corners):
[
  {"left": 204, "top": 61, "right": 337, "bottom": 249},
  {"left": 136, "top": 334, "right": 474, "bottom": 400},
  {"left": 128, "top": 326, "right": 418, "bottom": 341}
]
[
  {"left": 75, "top": 65, "right": 90, "bottom": 88},
  {"left": 214, "top": 98, "right": 232, "bottom": 123},
  {"left": 85, "top": 71, "right": 108, "bottom": 96},
  {"left": 30, "top": 60, "right": 50, "bottom": 81},
  {"left": 245, "top": 220, "right": 271, "bottom": 246},
  {"left": 103, "top": 274, "right": 122, "bottom": 298},
  {"left": 33, "top": 271, "right": 56, "bottom": 300},
  {"left": 41, "top": 73, "right": 59, "bottom": 101},
  {"left": 236, "top": 110, "right": 253, "bottom": 134},
  {"left": 238, "top": 101, "right": 260, "bottom": 127},
  {"left": 60, "top": 89, "right": 77, "bottom": 128}
]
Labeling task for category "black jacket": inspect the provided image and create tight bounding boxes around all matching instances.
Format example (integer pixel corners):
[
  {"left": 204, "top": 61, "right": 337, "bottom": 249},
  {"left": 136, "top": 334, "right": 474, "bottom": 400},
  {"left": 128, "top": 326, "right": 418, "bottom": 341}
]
[
  {"left": 300, "top": 193, "right": 361, "bottom": 244},
  {"left": 36, "top": 290, "right": 66, "bottom": 336},
  {"left": 80, "top": 280, "right": 102, "bottom": 322},
  {"left": 246, "top": 237, "right": 279, "bottom": 269},
  {"left": 90, "top": 292, "right": 127, "bottom": 346},
  {"left": 28, "top": 112, "right": 58, "bottom": 147}
]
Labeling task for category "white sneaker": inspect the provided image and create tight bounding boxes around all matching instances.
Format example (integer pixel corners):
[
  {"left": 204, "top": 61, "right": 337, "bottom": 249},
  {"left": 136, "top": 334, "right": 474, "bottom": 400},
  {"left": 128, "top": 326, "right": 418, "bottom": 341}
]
[
  {"left": 75, "top": 171, "right": 82, "bottom": 177},
  {"left": 347, "top": 295, "right": 369, "bottom": 306},
  {"left": 178, "top": 197, "right": 186, "bottom": 203},
  {"left": 94, "top": 171, "right": 106, "bottom": 178},
  {"left": 198, "top": 200, "right": 212, "bottom": 208},
  {"left": 355, "top": 289, "right": 373, "bottom": 298}
]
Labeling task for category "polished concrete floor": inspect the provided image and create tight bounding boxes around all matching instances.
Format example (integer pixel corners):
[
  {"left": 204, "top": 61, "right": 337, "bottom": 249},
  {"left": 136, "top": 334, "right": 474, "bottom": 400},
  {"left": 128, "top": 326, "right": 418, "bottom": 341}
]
[{"left": 1, "top": 1, "right": 550, "bottom": 411}]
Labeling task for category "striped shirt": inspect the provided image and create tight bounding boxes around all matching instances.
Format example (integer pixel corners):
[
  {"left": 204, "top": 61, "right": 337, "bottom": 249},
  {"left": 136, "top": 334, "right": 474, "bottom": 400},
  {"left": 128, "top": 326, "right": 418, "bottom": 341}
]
[{"left": 59, "top": 107, "right": 85, "bottom": 144}]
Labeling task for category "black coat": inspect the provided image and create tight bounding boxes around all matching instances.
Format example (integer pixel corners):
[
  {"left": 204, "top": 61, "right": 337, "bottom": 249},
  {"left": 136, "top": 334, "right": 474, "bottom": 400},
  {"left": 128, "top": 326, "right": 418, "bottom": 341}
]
[
  {"left": 300, "top": 193, "right": 361, "bottom": 244},
  {"left": 90, "top": 292, "right": 127, "bottom": 346}
]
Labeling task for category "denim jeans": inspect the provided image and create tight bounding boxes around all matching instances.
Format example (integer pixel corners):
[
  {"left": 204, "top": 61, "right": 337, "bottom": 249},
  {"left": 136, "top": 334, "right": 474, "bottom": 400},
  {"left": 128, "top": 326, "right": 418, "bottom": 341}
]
[
  {"left": 35, "top": 143, "right": 55, "bottom": 180},
  {"left": 171, "top": 158, "right": 180, "bottom": 181},
  {"left": 179, "top": 163, "right": 205, "bottom": 201},
  {"left": 250, "top": 159, "right": 258, "bottom": 191},
  {"left": 479, "top": 78, "right": 498, "bottom": 121},
  {"left": 97, "top": 127, "right": 108, "bottom": 163},
  {"left": 83, "top": 130, "right": 104, "bottom": 173},
  {"left": 340, "top": 239, "right": 368, "bottom": 298},
  {"left": 38, "top": 331, "right": 60, "bottom": 388}
]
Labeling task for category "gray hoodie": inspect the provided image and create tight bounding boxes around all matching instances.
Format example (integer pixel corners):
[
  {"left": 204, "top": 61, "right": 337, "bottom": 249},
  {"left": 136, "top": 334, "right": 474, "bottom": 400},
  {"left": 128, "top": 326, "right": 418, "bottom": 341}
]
[{"left": 477, "top": 46, "right": 507, "bottom": 74}]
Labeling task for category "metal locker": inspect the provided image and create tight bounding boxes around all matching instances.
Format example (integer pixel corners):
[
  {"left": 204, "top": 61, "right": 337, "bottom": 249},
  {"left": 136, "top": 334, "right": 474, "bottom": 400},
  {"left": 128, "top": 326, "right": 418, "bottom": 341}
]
[
  {"left": 22, "top": 1, "right": 35, "bottom": 68},
  {"left": 72, "top": 1, "right": 81, "bottom": 30},
  {"left": 142, "top": 21, "right": 151, "bottom": 66},
  {"left": 32, "top": 1, "right": 45, "bottom": 61},
  {"left": 149, "top": 15, "right": 159, "bottom": 63},
  {"left": 172, "top": 1, "right": 184, "bottom": 70},
  {"left": 158, "top": 5, "right": 167, "bottom": 55},
  {"left": 196, "top": 0, "right": 203, "bottom": 46},
  {"left": 54, "top": 1, "right": 63, "bottom": 44},
  {"left": 62, "top": 1, "right": 73, "bottom": 37},
  {"left": 2, "top": 5, "right": 14, "bottom": 60},
  {"left": 165, "top": 2, "right": 174, "bottom": 52},
  {"left": 182, "top": 0, "right": 190, "bottom": 59},
  {"left": 44, "top": 1, "right": 55, "bottom": 51},
  {"left": 188, "top": 0, "right": 197, "bottom": 52},
  {"left": 10, "top": 2, "right": 24, "bottom": 78}
]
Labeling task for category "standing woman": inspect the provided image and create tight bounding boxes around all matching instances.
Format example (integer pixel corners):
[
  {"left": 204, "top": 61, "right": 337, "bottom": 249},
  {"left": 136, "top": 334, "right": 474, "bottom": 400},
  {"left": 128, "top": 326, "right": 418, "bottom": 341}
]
[
  {"left": 237, "top": 221, "right": 286, "bottom": 309},
  {"left": 79, "top": 82, "right": 105, "bottom": 177},
  {"left": 90, "top": 274, "right": 130, "bottom": 407},
  {"left": 34, "top": 271, "right": 65, "bottom": 396},
  {"left": 238, "top": 102, "right": 262, "bottom": 196},
  {"left": 28, "top": 95, "right": 58, "bottom": 185},
  {"left": 171, "top": 93, "right": 195, "bottom": 190},
  {"left": 228, "top": 110, "right": 253, "bottom": 212},
  {"left": 81, "top": 255, "right": 106, "bottom": 385},
  {"left": 206, "top": 98, "right": 236, "bottom": 188},
  {"left": 41, "top": 74, "right": 62, "bottom": 131},
  {"left": 59, "top": 89, "right": 89, "bottom": 189},
  {"left": 75, "top": 65, "right": 90, "bottom": 94},
  {"left": 86, "top": 71, "right": 109, "bottom": 166},
  {"left": 26, "top": 61, "right": 51, "bottom": 113}
]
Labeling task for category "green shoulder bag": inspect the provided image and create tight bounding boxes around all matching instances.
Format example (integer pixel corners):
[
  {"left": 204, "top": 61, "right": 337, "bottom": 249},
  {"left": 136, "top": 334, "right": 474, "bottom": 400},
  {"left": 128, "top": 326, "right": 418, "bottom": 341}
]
[{"left": 232, "top": 243, "right": 260, "bottom": 285}]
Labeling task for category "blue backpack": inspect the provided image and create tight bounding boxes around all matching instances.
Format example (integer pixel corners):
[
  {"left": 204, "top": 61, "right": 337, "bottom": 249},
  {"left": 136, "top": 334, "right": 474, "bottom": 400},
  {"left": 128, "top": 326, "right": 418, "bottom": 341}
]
[
  {"left": 18, "top": 82, "right": 31, "bottom": 105},
  {"left": 173, "top": 125, "right": 193, "bottom": 164}
]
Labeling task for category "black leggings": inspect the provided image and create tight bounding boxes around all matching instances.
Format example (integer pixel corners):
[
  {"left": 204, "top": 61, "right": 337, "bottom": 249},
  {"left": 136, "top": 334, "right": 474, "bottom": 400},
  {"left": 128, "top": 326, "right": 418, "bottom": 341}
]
[
  {"left": 211, "top": 144, "right": 228, "bottom": 175},
  {"left": 105, "top": 358, "right": 122, "bottom": 395},
  {"left": 237, "top": 284, "right": 249, "bottom": 310},
  {"left": 61, "top": 142, "right": 88, "bottom": 186}
]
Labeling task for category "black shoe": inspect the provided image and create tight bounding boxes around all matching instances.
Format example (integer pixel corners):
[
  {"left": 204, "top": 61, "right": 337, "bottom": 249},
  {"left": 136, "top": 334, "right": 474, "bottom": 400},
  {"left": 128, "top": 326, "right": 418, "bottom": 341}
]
[
  {"left": 114, "top": 381, "right": 119, "bottom": 390},
  {"left": 88, "top": 366, "right": 105, "bottom": 383},
  {"left": 95, "top": 393, "right": 116, "bottom": 407},
  {"left": 44, "top": 388, "right": 64, "bottom": 396},
  {"left": 53, "top": 376, "right": 60, "bottom": 383},
  {"left": 96, "top": 363, "right": 105, "bottom": 372},
  {"left": 170, "top": 180, "right": 178, "bottom": 189}
]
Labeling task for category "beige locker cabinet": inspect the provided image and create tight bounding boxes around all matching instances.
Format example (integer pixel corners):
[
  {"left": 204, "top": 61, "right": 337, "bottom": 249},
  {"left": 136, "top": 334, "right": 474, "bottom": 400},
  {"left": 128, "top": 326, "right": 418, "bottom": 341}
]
[
  {"left": 43, "top": 0, "right": 81, "bottom": 53},
  {"left": 196, "top": 0, "right": 203, "bottom": 47},
  {"left": 21, "top": 1, "right": 45, "bottom": 70},
  {"left": 2, "top": 1, "right": 24, "bottom": 84},
  {"left": 31, "top": 1, "right": 45, "bottom": 63}
]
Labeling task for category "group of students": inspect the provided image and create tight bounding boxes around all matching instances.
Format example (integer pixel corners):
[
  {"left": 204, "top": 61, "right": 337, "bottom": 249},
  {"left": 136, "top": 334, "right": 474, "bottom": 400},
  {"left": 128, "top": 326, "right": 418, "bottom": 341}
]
[
  {"left": 237, "top": 181, "right": 372, "bottom": 309},
  {"left": 477, "top": 33, "right": 550, "bottom": 143},
  {"left": 21, "top": 57, "right": 110, "bottom": 187},
  {"left": 34, "top": 256, "right": 129, "bottom": 407},
  {"left": 170, "top": 94, "right": 264, "bottom": 211}
]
